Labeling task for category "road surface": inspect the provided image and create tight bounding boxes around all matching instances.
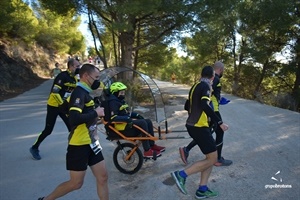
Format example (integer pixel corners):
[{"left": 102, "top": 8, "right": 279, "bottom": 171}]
[{"left": 0, "top": 79, "right": 299, "bottom": 200}]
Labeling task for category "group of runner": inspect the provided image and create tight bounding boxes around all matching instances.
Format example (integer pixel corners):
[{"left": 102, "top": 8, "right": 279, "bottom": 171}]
[{"left": 30, "top": 60, "right": 231, "bottom": 200}]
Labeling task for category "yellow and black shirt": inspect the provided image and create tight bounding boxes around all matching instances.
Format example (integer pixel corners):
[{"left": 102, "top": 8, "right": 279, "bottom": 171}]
[
  {"left": 107, "top": 94, "right": 136, "bottom": 131},
  {"left": 47, "top": 70, "right": 77, "bottom": 107},
  {"left": 186, "top": 81, "right": 222, "bottom": 128},
  {"left": 68, "top": 83, "right": 98, "bottom": 145}
]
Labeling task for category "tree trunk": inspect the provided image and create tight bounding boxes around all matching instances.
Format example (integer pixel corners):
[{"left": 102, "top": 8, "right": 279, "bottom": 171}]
[
  {"left": 119, "top": 31, "right": 134, "bottom": 68},
  {"left": 253, "top": 60, "right": 268, "bottom": 101},
  {"left": 133, "top": 22, "right": 141, "bottom": 71},
  {"left": 88, "top": 12, "right": 107, "bottom": 69},
  {"left": 232, "top": 60, "right": 240, "bottom": 95},
  {"left": 231, "top": 31, "right": 238, "bottom": 95},
  {"left": 291, "top": 38, "right": 300, "bottom": 111},
  {"left": 233, "top": 37, "right": 246, "bottom": 95},
  {"left": 112, "top": 28, "right": 118, "bottom": 67}
]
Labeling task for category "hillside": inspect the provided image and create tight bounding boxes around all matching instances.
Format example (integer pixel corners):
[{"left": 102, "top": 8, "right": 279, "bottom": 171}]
[{"left": 0, "top": 39, "right": 64, "bottom": 101}]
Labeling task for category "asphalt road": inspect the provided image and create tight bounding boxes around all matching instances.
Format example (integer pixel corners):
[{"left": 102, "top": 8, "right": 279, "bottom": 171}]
[{"left": 0, "top": 79, "right": 299, "bottom": 200}]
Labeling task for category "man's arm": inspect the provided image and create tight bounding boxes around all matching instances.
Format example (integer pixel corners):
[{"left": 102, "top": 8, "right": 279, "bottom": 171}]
[
  {"left": 49, "top": 73, "right": 66, "bottom": 105},
  {"left": 201, "top": 98, "right": 228, "bottom": 131},
  {"left": 200, "top": 99, "right": 222, "bottom": 124},
  {"left": 212, "top": 76, "right": 221, "bottom": 102}
]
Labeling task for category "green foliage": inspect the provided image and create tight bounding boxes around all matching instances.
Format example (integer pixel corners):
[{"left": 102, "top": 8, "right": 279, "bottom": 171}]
[
  {"left": 0, "top": 0, "right": 85, "bottom": 55},
  {"left": 87, "top": 47, "right": 97, "bottom": 57},
  {"left": 0, "top": 0, "right": 38, "bottom": 42},
  {"left": 1, "top": 0, "right": 298, "bottom": 111},
  {"left": 33, "top": 9, "right": 85, "bottom": 54},
  {"left": 84, "top": 0, "right": 199, "bottom": 67},
  {"left": 137, "top": 43, "right": 171, "bottom": 77},
  {"left": 38, "top": 0, "right": 77, "bottom": 16},
  {"left": 0, "top": 0, "right": 15, "bottom": 35},
  {"left": 176, "top": 0, "right": 298, "bottom": 111}
]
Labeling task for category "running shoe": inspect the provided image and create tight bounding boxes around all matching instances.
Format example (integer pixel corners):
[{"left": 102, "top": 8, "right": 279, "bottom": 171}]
[
  {"left": 214, "top": 157, "right": 232, "bottom": 166},
  {"left": 151, "top": 144, "right": 166, "bottom": 152},
  {"left": 179, "top": 147, "right": 189, "bottom": 165},
  {"left": 38, "top": 197, "right": 44, "bottom": 200},
  {"left": 171, "top": 171, "right": 187, "bottom": 194},
  {"left": 30, "top": 147, "right": 41, "bottom": 160},
  {"left": 143, "top": 149, "right": 161, "bottom": 158},
  {"left": 195, "top": 189, "right": 218, "bottom": 199}
]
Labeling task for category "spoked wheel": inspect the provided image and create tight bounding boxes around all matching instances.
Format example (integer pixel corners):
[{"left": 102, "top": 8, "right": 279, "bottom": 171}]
[{"left": 113, "top": 142, "right": 143, "bottom": 174}]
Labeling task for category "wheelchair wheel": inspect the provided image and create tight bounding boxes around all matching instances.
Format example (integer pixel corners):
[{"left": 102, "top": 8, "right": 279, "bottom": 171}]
[{"left": 113, "top": 142, "right": 143, "bottom": 174}]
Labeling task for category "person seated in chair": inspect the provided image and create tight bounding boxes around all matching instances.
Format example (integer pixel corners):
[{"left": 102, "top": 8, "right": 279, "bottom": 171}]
[{"left": 107, "top": 82, "right": 165, "bottom": 158}]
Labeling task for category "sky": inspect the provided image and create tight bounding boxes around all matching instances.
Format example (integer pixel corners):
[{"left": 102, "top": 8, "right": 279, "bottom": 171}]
[{"left": 78, "top": 15, "right": 94, "bottom": 47}]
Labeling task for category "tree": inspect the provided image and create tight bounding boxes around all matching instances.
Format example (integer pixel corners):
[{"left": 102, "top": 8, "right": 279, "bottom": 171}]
[
  {"left": 37, "top": 0, "right": 202, "bottom": 69},
  {"left": 0, "top": 0, "right": 38, "bottom": 42},
  {"left": 179, "top": 0, "right": 299, "bottom": 111},
  {"left": 32, "top": 2, "right": 86, "bottom": 55},
  {"left": 3, "top": 0, "right": 297, "bottom": 111},
  {"left": 289, "top": 4, "right": 300, "bottom": 111},
  {"left": 0, "top": 0, "right": 15, "bottom": 36},
  {"left": 238, "top": 0, "right": 299, "bottom": 109}
]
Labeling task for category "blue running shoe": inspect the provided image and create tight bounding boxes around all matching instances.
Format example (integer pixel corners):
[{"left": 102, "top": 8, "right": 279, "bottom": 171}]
[
  {"left": 171, "top": 171, "right": 187, "bottom": 194},
  {"left": 30, "top": 147, "right": 41, "bottom": 160},
  {"left": 195, "top": 189, "right": 218, "bottom": 199}
]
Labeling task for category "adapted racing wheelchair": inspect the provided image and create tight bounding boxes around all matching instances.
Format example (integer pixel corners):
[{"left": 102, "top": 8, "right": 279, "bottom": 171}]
[
  {"left": 99, "top": 118, "right": 161, "bottom": 174},
  {"left": 96, "top": 67, "right": 182, "bottom": 174}
]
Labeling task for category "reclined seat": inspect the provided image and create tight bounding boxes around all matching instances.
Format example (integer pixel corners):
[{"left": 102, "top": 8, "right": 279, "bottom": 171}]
[{"left": 95, "top": 90, "right": 129, "bottom": 140}]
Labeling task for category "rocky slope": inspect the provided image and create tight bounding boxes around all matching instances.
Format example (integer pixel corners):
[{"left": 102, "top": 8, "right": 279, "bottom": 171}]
[{"left": 0, "top": 39, "right": 63, "bottom": 101}]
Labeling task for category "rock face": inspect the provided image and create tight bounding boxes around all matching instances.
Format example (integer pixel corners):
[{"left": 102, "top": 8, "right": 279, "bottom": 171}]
[
  {"left": 0, "top": 49, "right": 37, "bottom": 88},
  {"left": 0, "top": 39, "right": 56, "bottom": 101}
]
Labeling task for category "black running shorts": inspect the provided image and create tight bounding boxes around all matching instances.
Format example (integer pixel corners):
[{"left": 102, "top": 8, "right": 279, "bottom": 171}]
[
  {"left": 66, "top": 144, "right": 104, "bottom": 171},
  {"left": 186, "top": 125, "right": 216, "bottom": 155}
]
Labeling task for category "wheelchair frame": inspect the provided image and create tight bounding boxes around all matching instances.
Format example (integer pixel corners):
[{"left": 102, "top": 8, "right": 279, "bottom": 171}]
[
  {"left": 99, "top": 118, "right": 164, "bottom": 174},
  {"left": 96, "top": 66, "right": 189, "bottom": 174}
]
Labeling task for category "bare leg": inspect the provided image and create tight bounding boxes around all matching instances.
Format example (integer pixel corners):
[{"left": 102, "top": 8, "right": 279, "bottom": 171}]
[
  {"left": 90, "top": 160, "right": 109, "bottom": 200},
  {"left": 44, "top": 171, "right": 86, "bottom": 200},
  {"left": 200, "top": 165, "right": 213, "bottom": 186},
  {"left": 184, "top": 151, "right": 217, "bottom": 185}
]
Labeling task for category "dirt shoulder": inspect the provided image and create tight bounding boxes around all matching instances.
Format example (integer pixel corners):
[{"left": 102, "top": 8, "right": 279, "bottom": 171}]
[{"left": 0, "top": 77, "right": 48, "bottom": 102}]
